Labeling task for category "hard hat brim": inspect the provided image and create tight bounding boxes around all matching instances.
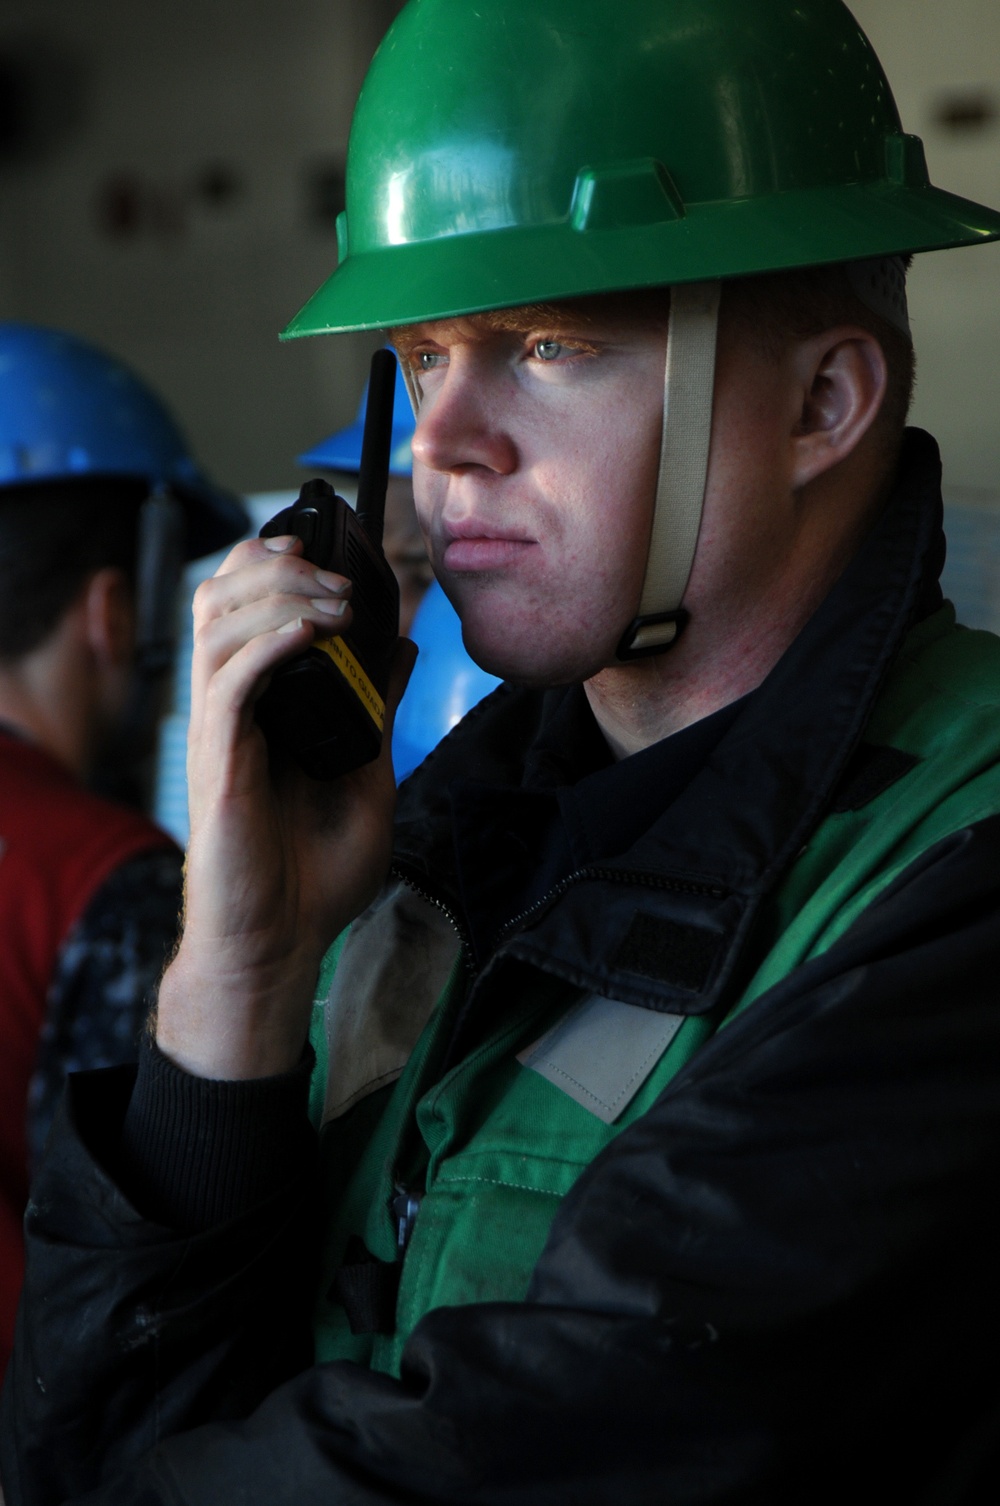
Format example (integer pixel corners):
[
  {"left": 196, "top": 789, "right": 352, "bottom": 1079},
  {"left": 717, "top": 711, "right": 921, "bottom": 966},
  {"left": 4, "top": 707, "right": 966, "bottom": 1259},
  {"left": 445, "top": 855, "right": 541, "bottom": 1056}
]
[
  {"left": 282, "top": 180, "right": 1000, "bottom": 339},
  {"left": 169, "top": 476, "right": 249, "bottom": 559},
  {"left": 298, "top": 420, "right": 413, "bottom": 477}
]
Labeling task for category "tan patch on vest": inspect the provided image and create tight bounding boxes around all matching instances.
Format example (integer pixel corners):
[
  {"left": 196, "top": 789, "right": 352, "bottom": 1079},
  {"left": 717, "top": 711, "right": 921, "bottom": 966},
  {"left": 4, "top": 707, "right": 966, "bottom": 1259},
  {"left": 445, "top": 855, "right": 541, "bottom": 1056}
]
[{"left": 321, "top": 880, "right": 461, "bottom": 1122}]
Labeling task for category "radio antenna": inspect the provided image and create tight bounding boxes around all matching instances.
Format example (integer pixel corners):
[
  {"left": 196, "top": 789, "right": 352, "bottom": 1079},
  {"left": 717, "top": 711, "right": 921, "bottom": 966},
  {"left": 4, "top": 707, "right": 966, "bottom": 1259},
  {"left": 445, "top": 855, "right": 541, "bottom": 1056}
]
[{"left": 355, "top": 348, "right": 397, "bottom": 546}]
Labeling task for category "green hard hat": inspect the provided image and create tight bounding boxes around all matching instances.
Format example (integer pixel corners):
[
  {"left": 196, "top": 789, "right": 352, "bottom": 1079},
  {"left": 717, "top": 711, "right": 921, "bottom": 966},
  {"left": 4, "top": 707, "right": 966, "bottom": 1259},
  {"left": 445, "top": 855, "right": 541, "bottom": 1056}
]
[{"left": 283, "top": 0, "right": 1000, "bottom": 339}]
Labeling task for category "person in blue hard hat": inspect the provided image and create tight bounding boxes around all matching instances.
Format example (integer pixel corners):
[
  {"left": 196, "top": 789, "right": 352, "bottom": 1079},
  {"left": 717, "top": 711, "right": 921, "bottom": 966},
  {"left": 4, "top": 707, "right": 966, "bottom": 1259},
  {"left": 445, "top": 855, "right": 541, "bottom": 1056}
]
[
  {"left": 300, "top": 353, "right": 500, "bottom": 779},
  {"left": 0, "top": 322, "right": 245, "bottom": 1375}
]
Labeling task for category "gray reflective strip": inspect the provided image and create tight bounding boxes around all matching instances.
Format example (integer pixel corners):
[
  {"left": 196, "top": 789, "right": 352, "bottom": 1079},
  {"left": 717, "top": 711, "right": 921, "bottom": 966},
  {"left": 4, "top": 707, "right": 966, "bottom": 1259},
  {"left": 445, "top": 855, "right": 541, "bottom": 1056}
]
[{"left": 517, "top": 994, "right": 685, "bottom": 1124}]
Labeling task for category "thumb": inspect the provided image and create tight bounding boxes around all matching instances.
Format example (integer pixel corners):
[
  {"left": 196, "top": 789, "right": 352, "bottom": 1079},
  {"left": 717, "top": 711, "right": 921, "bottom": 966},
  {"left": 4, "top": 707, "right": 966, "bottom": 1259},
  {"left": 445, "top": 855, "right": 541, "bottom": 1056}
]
[{"left": 381, "top": 636, "right": 419, "bottom": 744}]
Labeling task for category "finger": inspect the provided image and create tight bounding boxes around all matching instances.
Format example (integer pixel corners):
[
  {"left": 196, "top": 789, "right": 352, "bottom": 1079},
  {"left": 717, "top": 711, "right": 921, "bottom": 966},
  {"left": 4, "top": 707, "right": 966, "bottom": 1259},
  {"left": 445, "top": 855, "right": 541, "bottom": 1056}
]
[
  {"left": 192, "top": 619, "right": 320, "bottom": 793},
  {"left": 193, "top": 593, "right": 353, "bottom": 687},
  {"left": 375, "top": 638, "right": 419, "bottom": 779},
  {"left": 213, "top": 533, "right": 304, "bottom": 578},
  {"left": 383, "top": 637, "right": 419, "bottom": 734},
  {"left": 190, "top": 596, "right": 349, "bottom": 738},
  {"left": 195, "top": 550, "right": 352, "bottom": 625}
]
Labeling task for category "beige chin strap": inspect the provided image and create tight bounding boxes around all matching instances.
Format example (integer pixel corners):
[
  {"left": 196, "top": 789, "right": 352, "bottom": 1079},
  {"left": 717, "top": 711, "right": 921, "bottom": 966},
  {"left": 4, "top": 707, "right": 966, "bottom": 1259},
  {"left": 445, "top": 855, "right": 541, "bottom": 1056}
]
[{"left": 616, "top": 280, "right": 721, "bottom": 659}]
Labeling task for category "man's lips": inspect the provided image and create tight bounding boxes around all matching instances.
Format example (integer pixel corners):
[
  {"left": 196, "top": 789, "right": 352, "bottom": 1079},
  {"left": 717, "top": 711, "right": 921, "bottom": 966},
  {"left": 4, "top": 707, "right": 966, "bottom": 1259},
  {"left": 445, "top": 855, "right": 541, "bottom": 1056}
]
[{"left": 440, "top": 520, "right": 537, "bottom": 572}]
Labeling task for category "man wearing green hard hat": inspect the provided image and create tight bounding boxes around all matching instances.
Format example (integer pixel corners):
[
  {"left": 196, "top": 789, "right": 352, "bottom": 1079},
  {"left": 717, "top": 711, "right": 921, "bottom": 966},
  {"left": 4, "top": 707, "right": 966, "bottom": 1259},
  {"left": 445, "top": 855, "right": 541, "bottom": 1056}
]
[{"left": 8, "top": 2, "right": 1000, "bottom": 1501}]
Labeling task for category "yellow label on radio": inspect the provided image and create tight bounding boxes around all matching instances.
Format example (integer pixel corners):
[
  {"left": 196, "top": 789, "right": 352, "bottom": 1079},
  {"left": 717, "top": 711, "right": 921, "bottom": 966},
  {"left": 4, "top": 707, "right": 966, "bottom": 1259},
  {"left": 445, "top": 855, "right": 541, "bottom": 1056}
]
[{"left": 315, "top": 635, "right": 385, "bottom": 730}]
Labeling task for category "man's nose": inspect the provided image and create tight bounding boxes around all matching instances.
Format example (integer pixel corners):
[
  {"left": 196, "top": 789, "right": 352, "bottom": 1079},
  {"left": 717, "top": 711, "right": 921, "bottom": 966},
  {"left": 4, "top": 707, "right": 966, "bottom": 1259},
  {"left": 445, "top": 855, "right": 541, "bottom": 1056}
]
[{"left": 411, "top": 362, "right": 517, "bottom": 477}]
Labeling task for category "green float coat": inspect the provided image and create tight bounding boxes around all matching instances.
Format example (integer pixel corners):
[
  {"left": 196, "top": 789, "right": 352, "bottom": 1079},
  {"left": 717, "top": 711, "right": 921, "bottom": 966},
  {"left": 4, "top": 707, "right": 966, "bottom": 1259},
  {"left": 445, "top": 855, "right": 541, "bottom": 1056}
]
[{"left": 310, "top": 607, "right": 1000, "bottom": 1376}]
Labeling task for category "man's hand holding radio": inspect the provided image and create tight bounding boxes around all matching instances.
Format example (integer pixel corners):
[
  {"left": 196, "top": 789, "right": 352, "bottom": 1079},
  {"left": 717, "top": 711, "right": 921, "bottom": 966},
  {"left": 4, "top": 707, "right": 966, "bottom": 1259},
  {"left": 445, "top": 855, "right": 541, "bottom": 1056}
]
[{"left": 155, "top": 532, "right": 415, "bottom": 1082}]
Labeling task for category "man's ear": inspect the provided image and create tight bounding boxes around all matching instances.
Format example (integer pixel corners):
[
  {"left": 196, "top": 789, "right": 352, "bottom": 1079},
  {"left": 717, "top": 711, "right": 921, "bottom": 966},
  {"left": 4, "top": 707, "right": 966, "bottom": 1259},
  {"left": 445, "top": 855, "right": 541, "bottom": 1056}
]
[
  {"left": 82, "top": 566, "right": 135, "bottom": 668},
  {"left": 789, "top": 327, "right": 889, "bottom": 491}
]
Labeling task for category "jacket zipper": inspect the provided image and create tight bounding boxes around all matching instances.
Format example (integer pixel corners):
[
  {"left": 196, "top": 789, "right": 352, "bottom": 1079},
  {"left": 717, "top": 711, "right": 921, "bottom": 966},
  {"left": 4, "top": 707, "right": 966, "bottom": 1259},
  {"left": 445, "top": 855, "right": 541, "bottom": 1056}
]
[
  {"left": 493, "top": 866, "right": 727, "bottom": 948},
  {"left": 390, "top": 862, "right": 476, "bottom": 969},
  {"left": 393, "top": 860, "right": 726, "bottom": 963}
]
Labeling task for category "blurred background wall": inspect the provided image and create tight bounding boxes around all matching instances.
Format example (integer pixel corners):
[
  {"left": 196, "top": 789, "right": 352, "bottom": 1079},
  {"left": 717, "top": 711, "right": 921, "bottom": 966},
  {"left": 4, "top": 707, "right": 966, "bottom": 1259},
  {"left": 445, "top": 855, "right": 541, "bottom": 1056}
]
[
  {"left": 0, "top": 0, "right": 999, "bottom": 608},
  {"left": 0, "top": 0, "right": 403, "bottom": 494},
  {"left": 851, "top": 0, "right": 1000, "bottom": 494},
  {"left": 849, "top": 0, "right": 1000, "bottom": 630}
]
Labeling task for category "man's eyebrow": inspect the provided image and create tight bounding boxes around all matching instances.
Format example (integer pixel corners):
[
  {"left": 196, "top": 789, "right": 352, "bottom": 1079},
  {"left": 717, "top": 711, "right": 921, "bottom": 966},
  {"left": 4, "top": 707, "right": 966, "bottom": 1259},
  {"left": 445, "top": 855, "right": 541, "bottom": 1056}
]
[
  {"left": 390, "top": 300, "right": 629, "bottom": 354},
  {"left": 390, "top": 320, "right": 608, "bottom": 362}
]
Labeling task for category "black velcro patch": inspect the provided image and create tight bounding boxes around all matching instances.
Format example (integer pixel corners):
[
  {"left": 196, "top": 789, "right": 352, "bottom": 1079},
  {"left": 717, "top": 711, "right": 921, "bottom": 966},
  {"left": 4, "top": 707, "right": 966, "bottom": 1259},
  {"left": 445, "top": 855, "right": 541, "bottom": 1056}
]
[
  {"left": 330, "top": 1235, "right": 400, "bottom": 1335},
  {"left": 615, "top": 912, "right": 721, "bottom": 993},
  {"left": 830, "top": 744, "right": 920, "bottom": 814}
]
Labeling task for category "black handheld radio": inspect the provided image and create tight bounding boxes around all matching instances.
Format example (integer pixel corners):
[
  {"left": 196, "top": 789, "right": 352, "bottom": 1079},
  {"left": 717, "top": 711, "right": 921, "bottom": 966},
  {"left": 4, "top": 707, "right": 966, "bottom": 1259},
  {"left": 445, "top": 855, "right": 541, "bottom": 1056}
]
[{"left": 255, "top": 349, "right": 400, "bottom": 780}]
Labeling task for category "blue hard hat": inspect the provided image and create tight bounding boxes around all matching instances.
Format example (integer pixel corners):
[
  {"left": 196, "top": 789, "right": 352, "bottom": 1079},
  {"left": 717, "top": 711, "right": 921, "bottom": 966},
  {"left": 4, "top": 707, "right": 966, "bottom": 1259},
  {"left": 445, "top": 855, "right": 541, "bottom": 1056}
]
[
  {"left": 0, "top": 322, "right": 246, "bottom": 557},
  {"left": 299, "top": 351, "right": 414, "bottom": 476},
  {"left": 392, "top": 579, "right": 502, "bottom": 781}
]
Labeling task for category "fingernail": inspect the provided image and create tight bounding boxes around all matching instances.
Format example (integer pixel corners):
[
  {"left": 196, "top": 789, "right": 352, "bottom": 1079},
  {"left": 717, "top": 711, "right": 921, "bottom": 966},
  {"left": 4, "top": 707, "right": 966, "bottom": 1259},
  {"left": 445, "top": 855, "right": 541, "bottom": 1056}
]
[
  {"left": 314, "top": 569, "right": 351, "bottom": 596},
  {"left": 264, "top": 536, "right": 295, "bottom": 552},
  {"left": 277, "top": 617, "right": 304, "bottom": 634},
  {"left": 311, "top": 597, "right": 348, "bottom": 618}
]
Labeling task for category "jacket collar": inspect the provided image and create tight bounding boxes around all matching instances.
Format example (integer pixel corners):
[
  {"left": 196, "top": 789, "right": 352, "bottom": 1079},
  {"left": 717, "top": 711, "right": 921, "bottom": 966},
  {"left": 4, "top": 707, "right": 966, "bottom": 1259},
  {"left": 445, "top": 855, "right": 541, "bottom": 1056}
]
[{"left": 393, "top": 428, "right": 945, "bottom": 1015}]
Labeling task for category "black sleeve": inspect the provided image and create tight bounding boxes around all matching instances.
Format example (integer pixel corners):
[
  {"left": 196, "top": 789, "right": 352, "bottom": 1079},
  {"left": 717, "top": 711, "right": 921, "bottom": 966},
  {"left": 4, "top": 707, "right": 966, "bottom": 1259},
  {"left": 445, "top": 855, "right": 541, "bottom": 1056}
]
[
  {"left": 27, "top": 847, "right": 184, "bottom": 1171},
  {"left": 116, "top": 1036, "right": 318, "bottom": 1233},
  {"left": 3, "top": 1053, "right": 319, "bottom": 1506},
  {"left": 6, "top": 820, "right": 1000, "bottom": 1506}
]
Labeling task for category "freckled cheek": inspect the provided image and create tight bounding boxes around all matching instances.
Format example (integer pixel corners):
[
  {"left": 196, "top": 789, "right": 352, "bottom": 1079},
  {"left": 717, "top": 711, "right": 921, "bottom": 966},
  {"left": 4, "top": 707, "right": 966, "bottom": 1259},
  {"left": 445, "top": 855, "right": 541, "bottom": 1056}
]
[
  {"left": 568, "top": 452, "right": 654, "bottom": 588},
  {"left": 523, "top": 507, "right": 634, "bottom": 636}
]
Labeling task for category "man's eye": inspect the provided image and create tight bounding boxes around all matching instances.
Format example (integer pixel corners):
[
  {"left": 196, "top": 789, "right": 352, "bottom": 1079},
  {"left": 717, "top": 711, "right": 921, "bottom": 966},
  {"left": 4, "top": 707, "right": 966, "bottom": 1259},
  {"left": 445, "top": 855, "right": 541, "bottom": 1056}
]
[
  {"left": 533, "top": 339, "right": 568, "bottom": 362},
  {"left": 414, "top": 351, "right": 446, "bottom": 372}
]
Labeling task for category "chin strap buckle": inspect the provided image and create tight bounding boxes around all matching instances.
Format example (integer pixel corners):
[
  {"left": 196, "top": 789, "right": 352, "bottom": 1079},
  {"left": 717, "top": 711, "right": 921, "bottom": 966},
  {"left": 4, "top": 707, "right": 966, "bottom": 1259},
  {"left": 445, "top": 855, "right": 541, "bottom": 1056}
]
[{"left": 615, "top": 608, "right": 689, "bottom": 661}]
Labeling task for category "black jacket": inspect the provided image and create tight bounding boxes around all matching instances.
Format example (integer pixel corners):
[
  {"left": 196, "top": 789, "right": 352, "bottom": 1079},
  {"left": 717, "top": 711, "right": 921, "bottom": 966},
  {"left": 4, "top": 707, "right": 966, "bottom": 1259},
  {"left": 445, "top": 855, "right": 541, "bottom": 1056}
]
[{"left": 5, "top": 432, "right": 1000, "bottom": 1505}]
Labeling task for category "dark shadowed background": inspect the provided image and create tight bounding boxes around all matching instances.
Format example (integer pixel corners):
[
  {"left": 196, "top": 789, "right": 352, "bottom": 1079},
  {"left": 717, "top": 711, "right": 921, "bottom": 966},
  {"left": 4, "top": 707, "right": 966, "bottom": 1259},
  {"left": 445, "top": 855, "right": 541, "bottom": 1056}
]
[{"left": 0, "top": 0, "right": 404, "bottom": 494}]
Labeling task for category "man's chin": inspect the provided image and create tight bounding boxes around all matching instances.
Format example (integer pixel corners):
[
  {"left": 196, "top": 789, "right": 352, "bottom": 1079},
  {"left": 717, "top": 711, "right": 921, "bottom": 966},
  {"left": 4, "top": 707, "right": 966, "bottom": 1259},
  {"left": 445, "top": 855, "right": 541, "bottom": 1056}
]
[{"left": 463, "top": 630, "right": 612, "bottom": 690}]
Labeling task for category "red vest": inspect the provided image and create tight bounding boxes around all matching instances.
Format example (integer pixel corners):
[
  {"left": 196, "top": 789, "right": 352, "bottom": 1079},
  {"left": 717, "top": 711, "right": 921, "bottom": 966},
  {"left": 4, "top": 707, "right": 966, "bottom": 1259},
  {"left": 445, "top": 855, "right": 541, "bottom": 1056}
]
[{"left": 0, "top": 732, "right": 176, "bottom": 1371}]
